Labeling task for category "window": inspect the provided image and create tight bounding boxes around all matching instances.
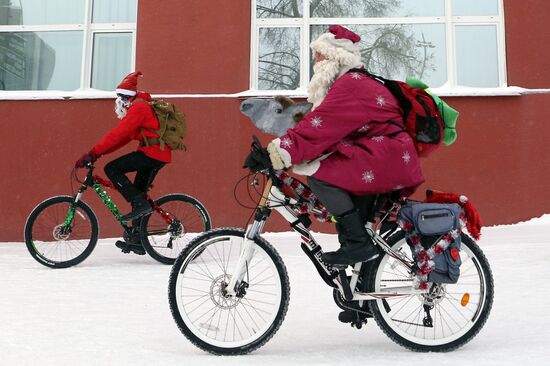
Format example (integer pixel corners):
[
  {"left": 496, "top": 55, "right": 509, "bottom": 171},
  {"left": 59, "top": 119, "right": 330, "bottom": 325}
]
[
  {"left": 0, "top": 0, "right": 137, "bottom": 92},
  {"left": 251, "top": 0, "right": 506, "bottom": 91}
]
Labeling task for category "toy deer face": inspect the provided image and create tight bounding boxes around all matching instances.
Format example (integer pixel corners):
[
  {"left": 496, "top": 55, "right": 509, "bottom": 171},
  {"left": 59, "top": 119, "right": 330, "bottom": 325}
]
[{"left": 240, "top": 98, "right": 312, "bottom": 137}]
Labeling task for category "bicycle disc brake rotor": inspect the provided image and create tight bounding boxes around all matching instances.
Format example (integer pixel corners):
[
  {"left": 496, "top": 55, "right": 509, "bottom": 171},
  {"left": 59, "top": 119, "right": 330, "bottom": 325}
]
[
  {"left": 211, "top": 274, "right": 242, "bottom": 309},
  {"left": 52, "top": 224, "right": 71, "bottom": 240}
]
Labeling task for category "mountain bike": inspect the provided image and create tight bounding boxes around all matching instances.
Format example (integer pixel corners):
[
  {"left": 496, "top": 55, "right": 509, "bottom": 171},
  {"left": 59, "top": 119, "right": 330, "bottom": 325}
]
[
  {"left": 168, "top": 137, "right": 494, "bottom": 355},
  {"left": 24, "top": 163, "right": 211, "bottom": 268}
]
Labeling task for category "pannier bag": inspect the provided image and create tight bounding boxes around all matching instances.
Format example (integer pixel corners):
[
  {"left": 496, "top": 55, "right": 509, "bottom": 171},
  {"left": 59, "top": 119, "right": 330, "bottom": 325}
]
[{"left": 398, "top": 202, "right": 464, "bottom": 289}]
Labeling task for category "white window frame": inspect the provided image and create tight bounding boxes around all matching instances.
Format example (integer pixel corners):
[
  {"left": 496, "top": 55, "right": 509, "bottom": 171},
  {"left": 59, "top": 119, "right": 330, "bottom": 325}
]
[
  {"left": 250, "top": 0, "right": 507, "bottom": 95},
  {"left": 0, "top": 0, "right": 137, "bottom": 98}
]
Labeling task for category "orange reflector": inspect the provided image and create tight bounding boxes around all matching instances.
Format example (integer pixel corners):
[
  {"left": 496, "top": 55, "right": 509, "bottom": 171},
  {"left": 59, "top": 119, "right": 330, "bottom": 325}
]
[{"left": 461, "top": 293, "right": 470, "bottom": 307}]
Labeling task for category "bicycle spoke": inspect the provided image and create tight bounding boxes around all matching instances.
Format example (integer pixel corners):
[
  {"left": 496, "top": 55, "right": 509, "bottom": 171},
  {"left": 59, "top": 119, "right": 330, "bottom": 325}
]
[
  {"left": 371, "top": 232, "right": 493, "bottom": 349},
  {"left": 171, "top": 230, "right": 286, "bottom": 351}
]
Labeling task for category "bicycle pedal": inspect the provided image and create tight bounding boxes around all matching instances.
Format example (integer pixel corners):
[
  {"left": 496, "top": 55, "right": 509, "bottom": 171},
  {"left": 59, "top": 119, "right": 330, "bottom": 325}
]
[
  {"left": 130, "top": 247, "right": 146, "bottom": 255},
  {"left": 351, "top": 319, "right": 366, "bottom": 329},
  {"left": 115, "top": 240, "right": 145, "bottom": 255}
]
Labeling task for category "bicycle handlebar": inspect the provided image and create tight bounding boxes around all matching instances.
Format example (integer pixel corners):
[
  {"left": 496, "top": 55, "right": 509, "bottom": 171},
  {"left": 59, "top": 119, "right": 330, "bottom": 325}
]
[{"left": 248, "top": 135, "right": 281, "bottom": 184}]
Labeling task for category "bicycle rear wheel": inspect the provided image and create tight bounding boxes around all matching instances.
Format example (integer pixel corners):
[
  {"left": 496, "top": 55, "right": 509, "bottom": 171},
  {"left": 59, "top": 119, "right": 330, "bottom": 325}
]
[
  {"left": 367, "top": 231, "right": 494, "bottom": 351},
  {"left": 140, "top": 193, "right": 211, "bottom": 264},
  {"left": 169, "top": 228, "right": 290, "bottom": 355},
  {"left": 24, "top": 195, "right": 99, "bottom": 268}
]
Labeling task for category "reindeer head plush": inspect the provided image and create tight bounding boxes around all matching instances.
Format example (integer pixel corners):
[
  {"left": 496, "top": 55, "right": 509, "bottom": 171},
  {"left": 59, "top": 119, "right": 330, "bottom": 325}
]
[{"left": 240, "top": 96, "right": 313, "bottom": 136}]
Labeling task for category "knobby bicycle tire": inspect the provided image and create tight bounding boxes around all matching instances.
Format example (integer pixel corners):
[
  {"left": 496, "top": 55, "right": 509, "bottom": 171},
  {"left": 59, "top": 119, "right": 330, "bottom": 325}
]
[
  {"left": 367, "top": 231, "right": 494, "bottom": 352},
  {"left": 140, "top": 193, "right": 212, "bottom": 264},
  {"left": 24, "top": 195, "right": 99, "bottom": 268},
  {"left": 168, "top": 228, "right": 290, "bottom": 355}
]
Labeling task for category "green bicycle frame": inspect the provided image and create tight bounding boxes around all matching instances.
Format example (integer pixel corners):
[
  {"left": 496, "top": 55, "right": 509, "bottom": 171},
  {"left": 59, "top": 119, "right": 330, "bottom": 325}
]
[{"left": 63, "top": 168, "right": 127, "bottom": 229}]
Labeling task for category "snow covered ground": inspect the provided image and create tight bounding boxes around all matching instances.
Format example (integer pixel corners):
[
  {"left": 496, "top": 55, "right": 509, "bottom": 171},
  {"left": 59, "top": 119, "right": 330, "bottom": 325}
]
[{"left": 2, "top": 216, "right": 550, "bottom": 366}]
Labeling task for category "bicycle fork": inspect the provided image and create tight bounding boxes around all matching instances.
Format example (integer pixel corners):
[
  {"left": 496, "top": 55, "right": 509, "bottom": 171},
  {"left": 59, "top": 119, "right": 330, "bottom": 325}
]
[{"left": 224, "top": 215, "right": 267, "bottom": 298}]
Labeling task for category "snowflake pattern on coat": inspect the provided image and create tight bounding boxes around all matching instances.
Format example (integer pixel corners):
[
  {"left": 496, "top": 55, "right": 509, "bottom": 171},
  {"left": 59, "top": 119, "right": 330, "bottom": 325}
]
[
  {"left": 357, "top": 124, "right": 370, "bottom": 133},
  {"left": 350, "top": 72, "right": 362, "bottom": 80},
  {"left": 376, "top": 95, "right": 386, "bottom": 107},
  {"left": 402, "top": 151, "right": 411, "bottom": 164},
  {"left": 310, "top": 116, "right": 323, "bottom": 128},
  {"left": 362, "top": 170, "right": 375, "bottom": 183},
  {"left": 281, "top": 137, "right": 293, "bottom": 148},
  {"left": 372, "top": 136, "right": 385, "bottom": 142}
]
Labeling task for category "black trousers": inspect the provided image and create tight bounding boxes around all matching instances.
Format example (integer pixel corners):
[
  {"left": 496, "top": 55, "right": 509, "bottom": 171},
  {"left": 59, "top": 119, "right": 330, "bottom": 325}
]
[
  {"left": 307, "top": 176, "right": 375, "bottom": 221},
  {"left": 104, "top": 151, "right": 166, "bottom": 202}
]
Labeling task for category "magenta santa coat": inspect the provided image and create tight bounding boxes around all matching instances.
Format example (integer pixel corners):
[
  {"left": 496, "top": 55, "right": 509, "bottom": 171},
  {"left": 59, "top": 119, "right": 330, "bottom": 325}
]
[{"left": 275, "top": 71, "right": 425, "bottom": 197}]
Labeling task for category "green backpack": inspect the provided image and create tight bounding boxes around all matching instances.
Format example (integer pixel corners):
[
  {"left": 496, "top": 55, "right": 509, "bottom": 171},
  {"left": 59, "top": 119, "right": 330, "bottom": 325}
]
[{"left": 141, "top": 99, "right": 186, "bottom": 151}]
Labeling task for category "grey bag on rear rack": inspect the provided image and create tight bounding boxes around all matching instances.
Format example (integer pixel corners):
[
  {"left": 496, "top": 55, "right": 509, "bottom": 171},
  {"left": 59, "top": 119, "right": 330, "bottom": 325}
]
[{"left": 399, "top": 202, "right": 463, "bottom": 284}]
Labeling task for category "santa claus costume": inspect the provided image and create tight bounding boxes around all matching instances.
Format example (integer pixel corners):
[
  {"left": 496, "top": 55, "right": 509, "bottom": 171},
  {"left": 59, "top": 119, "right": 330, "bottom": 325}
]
[
  {"left": 267, "top": 25, "right": 425, "bottom": 266},
  {"left": 75, "top": 72, "right": 171, "bottom": 248}
]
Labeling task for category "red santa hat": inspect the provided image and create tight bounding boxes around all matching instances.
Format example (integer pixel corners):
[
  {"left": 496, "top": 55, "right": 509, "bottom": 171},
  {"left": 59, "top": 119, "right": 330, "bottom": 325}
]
[
  {"left": 310, "top": 25, "right": 362, "bottom": 66},
  {"left": 115, "top": 71, "right": 142, "bottom": 96}
]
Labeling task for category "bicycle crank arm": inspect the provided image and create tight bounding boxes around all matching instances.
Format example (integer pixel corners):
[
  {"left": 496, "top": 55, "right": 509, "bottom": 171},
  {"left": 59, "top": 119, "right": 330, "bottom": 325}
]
[{"left": 145, "top": 229, "right": 170, "bottom": 235}]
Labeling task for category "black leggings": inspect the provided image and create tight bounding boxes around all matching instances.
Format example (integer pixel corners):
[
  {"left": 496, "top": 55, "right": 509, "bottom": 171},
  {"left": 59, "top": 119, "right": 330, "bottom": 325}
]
[
  {"left": 307, "top": 176, "right": 376, "bottom": 221},
  {"left": 104, "top": 151, "right": 165, "bottom": 202}
]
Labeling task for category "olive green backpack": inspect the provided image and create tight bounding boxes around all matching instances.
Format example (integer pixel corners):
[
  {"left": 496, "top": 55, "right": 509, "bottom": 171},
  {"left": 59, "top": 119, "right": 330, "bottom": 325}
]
[{"left": 140, "top": 99, "right": 186, "bottom": 151}]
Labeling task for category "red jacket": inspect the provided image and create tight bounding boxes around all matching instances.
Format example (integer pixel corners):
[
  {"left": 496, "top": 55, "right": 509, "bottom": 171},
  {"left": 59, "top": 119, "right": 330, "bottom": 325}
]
[
  {"left": 91, "top": 92, "right": 172, "bottom": 163},
  {"left": 277, "top": 72, "right": 424, "bottom": 197}
]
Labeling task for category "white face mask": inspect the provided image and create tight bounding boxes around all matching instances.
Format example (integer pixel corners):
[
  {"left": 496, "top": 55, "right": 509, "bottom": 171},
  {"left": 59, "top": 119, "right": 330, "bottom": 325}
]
[{"left": 114, "top": 96, "right": 131, "bottom": 119}]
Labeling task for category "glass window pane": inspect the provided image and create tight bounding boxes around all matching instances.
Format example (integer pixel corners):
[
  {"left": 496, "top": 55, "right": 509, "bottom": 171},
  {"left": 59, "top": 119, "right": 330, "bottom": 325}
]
[
  {"left": 452, "top": 0, "right": 499, "bottom": 16},
  {"left": 257, "top": 0, "right": 302, "bottom": 18},
  {"left": 0, "top": 31, "right": 82, "bottom": 90},
  {"left": 310, "top": 24, "right": 447, "bottom": 88},
  {"left": 91, "top": 33, "right": 133, "bottom": 90},
  {"left": 310, "top": 0, "right": 444, "bottom": 18},
  {"left": 0, "top": 0, "right": 85, "bottom": 25},
  {"left": 258, "top": 27, "right": 300, "bottom": 90},
  {"left": 456, "top": 25, "right": 499, "bottom": 87},
  {"left": 93, "top": 0, "right": 138, "bottom": 23}
]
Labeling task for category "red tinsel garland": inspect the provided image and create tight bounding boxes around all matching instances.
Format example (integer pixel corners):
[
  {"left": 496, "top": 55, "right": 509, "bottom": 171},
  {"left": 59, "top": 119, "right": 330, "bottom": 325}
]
[{"left": 275, "top": 171, "right": 330, "bottom": 222}]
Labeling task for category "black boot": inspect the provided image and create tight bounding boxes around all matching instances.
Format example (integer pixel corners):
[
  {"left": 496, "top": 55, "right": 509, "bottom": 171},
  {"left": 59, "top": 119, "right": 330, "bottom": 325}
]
[
  {"left": 115, "top": 240, "right": 145, "bottom": 255},
  {"left": 322, "top": 210, "right": 379, "bottom": 265},
  {"left": 120, "top": 195, "right": 152, "bottom": 222}
]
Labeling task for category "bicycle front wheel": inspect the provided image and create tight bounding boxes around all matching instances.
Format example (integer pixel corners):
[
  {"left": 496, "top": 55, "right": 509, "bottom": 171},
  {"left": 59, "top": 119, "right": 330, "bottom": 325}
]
[
  {"left": 140, "top": 193, "right": 212, "bottom": 264},
  {"left": 367, "top": 231, "right": 494, "bottom": 352},
  {"left": 168, "top": 228, "right": 290, "bottom": 355},
  {"left": 24, "top": 195, "right": 99, "bottom": 268}
]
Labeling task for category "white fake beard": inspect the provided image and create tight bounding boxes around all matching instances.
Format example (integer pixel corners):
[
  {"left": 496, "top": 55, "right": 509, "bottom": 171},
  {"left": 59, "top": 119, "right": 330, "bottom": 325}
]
[
  {"left": 307, "top": 59, "right": 341, "bottom": 110},
  {"left": 114, "top": 97, "right": 129, "bottom": 119}
]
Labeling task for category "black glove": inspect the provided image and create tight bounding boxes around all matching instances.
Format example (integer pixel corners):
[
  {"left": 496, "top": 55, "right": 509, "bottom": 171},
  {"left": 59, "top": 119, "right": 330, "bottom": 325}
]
[
  {"left": 75, "top": 151, "right": 98, "bottom": 169},
  {"left": 243, "top": 147, "right": 272, "bottom": 172}
]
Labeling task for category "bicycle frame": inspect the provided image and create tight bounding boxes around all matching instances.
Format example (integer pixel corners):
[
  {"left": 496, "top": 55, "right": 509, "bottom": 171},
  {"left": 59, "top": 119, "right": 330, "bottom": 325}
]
[
  {"left": 63, "top": 164, "right": 174, "bottom": 232},
  {"left": 225, "top": 176, "right": 423, "bottom": 301}
]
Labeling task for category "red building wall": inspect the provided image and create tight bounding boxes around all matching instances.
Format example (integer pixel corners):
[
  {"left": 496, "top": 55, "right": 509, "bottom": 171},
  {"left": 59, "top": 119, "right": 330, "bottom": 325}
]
[{"left": 1, "top": 0, "right": 549, "bottom": 241}]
